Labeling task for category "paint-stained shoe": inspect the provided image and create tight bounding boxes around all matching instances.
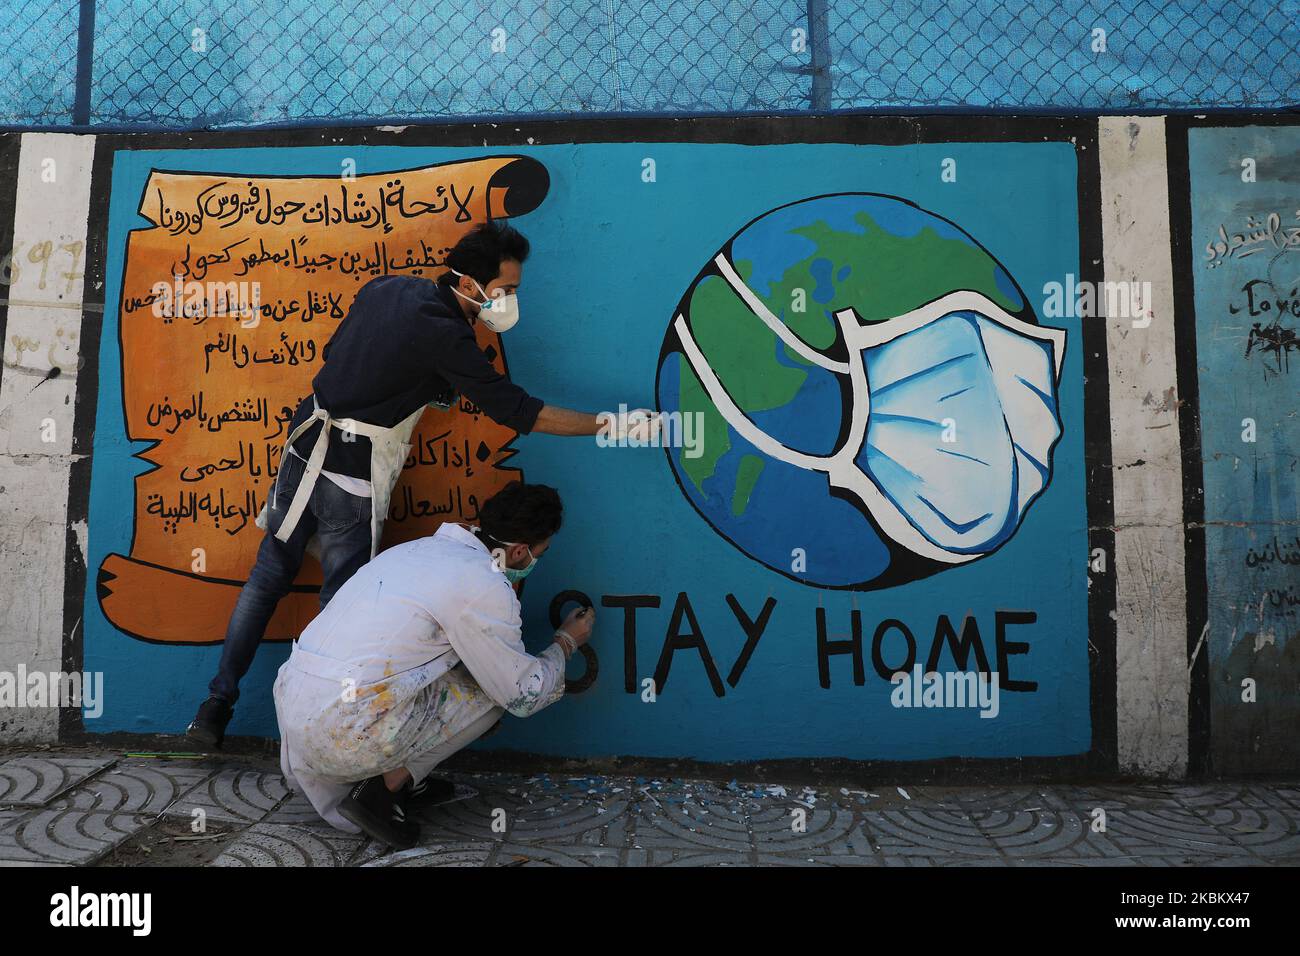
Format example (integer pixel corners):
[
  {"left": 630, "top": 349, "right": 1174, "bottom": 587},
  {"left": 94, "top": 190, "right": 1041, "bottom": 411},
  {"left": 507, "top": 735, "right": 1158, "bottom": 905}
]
[
  {"left": 337, "top": 775, "right": 419, "bottom": 849},
  {"left": 186, "top": 696, "right": 233, "bottom": 749},
  {"left": 407, "top": 776, "right": 458, "bottom": 807}
]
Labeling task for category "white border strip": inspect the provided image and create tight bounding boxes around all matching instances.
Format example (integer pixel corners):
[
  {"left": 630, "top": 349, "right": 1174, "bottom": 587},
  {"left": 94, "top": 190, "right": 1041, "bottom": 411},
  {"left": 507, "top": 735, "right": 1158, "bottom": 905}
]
[{"left": 1099, "top": 116, "right": 1189, "bottom": 776}]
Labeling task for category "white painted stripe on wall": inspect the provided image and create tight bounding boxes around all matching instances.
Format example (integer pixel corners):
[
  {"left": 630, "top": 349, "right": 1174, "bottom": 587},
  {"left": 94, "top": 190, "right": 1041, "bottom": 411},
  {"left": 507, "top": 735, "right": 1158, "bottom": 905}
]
[
  {"left": 0, "top": 132, "right": 96, "bottom": 741},
  {"left": 1098, "top": 116, "right": 1189, "bottom": 776}
]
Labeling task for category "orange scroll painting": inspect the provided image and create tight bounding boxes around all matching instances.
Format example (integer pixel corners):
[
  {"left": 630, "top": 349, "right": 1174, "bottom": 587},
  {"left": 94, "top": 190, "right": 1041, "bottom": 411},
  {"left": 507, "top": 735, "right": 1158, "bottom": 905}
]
[{"left": 97, "top": 155, "right": 550, "bottom": 644}]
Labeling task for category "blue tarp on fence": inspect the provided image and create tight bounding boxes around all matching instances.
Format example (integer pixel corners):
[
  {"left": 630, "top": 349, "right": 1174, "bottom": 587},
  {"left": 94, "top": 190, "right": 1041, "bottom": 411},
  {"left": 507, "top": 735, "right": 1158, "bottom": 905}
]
[{"left": 3, "top": 1, "right": 1298, "bottom": 129}]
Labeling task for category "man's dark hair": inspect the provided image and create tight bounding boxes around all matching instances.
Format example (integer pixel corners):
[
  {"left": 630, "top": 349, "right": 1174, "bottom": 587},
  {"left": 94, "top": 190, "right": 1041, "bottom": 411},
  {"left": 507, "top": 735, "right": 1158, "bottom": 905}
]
[
  {"left": 437, "top": 219, "right": 530, "bottom": 288},
  {"left": 477, "top": 481, "right": 562, "bottom": 548}
]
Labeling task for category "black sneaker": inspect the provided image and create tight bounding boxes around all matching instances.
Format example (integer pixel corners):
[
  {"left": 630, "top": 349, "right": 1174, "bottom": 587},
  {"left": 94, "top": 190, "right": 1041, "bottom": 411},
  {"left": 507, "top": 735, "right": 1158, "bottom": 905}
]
[
  {"left": 186, "top": 696, "right": 233, "bottom": 749},
  {"left": 337, "top": 775, "right": 419, "bottom": 849},
  {"left": 407, "top": 775, "right": 458, "bottom": 807}
]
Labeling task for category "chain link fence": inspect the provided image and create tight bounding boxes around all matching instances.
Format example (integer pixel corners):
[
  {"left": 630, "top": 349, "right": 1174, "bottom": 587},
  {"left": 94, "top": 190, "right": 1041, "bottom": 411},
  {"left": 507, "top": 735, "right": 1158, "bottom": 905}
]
[{"left": 3, "top": 0, "right": 1298, "bottom": 129}]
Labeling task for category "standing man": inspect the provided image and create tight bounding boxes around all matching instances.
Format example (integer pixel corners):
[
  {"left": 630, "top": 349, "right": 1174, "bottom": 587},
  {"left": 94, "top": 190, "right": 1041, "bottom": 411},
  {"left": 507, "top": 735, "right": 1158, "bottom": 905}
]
[
  {"left": 273, "top": 481, "right": 591, "bottom": 847},
  {"left": 188, "top": 220, "right": 656, "bottom": 746}
]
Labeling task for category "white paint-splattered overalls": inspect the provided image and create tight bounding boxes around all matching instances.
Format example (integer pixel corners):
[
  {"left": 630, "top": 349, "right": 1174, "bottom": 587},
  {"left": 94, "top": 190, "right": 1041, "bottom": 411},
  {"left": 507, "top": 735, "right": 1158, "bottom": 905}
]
[{"left": 272, "top": 524, "right": 569, "bottom": 833}]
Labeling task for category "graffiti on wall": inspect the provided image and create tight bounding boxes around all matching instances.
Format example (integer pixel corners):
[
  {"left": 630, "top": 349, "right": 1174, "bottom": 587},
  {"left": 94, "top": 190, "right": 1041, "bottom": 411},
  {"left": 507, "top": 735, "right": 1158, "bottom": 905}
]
[
  {"left": 82, "top": 134, "right": 1092, "bottom": 760},
  {"left": 1205, "top": 201, "right": 1300, "bottom": 380},
  {"left": 96, "top": 157, "right": 548, "bottom": 644},
  {"left": 1190, "top": 123, "right": 1300, "bottom": 772}
]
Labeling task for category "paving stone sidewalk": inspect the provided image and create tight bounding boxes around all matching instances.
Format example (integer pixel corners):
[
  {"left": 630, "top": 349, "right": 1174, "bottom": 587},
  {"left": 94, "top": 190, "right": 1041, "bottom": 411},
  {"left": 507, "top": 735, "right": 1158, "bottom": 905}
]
[{"left": 2, "top": 748, "right": 1299, "bottom": 866}]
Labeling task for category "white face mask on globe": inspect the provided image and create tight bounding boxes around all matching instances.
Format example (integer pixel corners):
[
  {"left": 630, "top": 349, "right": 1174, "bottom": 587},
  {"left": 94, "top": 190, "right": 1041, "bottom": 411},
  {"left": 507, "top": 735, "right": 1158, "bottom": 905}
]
[
  {"left": 674, "top": 287, "right": 1066, "bottom": 563},
  {"left": 450, "top": 268, "right": 520, "bottom": 333}
]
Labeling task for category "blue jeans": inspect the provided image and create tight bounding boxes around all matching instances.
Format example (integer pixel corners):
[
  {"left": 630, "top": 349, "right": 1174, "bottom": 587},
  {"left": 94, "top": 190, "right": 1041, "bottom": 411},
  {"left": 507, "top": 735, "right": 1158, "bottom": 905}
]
[{"left": 208, "top": 450, "right": 373, "bottom": 705}]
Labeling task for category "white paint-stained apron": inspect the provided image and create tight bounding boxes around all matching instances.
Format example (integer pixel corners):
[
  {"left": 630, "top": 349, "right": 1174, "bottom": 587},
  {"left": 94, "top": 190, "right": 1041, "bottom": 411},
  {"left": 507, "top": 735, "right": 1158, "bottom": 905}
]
[
  {"left": 257, "top": 395, "right": 425, "bottom": 559},
  {"left": 274, "top": 643, "right": 499, "bottom": 832}
]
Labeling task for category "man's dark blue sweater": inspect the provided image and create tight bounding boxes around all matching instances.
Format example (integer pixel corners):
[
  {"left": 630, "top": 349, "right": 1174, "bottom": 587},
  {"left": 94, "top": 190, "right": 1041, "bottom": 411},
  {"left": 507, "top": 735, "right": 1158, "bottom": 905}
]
[{"left": 285, "top": 275, "right": 544, "bottom": 479}]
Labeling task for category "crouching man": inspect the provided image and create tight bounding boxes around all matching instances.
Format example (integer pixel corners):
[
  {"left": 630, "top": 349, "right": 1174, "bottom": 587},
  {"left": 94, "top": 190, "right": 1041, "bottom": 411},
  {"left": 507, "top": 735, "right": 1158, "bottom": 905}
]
[{"left": 272, "top": 481, "right": 593, "bottom": 848}]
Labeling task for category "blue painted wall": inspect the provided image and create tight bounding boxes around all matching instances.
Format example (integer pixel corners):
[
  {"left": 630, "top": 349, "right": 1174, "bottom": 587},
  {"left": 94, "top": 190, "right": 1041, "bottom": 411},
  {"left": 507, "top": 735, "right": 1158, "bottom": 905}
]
[{"left": 1188, "top": 125, "right": 1300, "bottom": 772}]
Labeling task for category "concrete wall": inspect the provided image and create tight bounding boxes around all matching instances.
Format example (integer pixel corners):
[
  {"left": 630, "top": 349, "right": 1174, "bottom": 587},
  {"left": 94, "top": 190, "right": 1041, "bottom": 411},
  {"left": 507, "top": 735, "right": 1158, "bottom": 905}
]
[{"left": 0, "top": 114, "right": 1295, "bottom": 776}]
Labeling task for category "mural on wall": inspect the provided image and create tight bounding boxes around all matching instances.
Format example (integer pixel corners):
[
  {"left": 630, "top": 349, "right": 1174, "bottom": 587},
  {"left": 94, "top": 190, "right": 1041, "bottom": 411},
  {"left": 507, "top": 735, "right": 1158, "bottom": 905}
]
[
  {"left": 658, "top": 193, "right": 1065, "bottom": 589},
  {"left": 96, "top": 156, "right": 549, "bottom": 644},
  {"left": 82, "top": 134, "right": 1092, "bottom": 761},
  {"left": 1189, "top": 123, "right": 1300, "bottom": 772}
]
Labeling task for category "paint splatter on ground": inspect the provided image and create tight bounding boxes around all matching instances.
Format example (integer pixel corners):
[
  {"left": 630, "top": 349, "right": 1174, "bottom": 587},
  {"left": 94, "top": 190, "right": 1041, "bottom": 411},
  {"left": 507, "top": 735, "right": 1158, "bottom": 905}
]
[{"left": 3, "top": 747, "right": 1299, "bottom": 866}]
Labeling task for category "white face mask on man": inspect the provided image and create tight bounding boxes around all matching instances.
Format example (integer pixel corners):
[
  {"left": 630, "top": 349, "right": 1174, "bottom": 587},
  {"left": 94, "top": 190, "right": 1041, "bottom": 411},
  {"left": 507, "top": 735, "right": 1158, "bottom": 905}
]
[{"left": 449, "top": 268, "right": 520, "bottom": 333}]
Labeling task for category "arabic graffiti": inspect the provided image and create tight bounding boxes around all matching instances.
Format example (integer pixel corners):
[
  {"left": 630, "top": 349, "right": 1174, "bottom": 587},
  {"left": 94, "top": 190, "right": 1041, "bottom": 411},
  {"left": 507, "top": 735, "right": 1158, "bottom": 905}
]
[
  {"left": 4, "top": 327, "right": 81, "bottom": 375},
  {"left": 2, "top": 237, "right": 86, "bottom": 376},
  {"left": 95, "top": 156, "right": 550, "bottom": 645},
  {"left": 1244, "top": 534, "right": 1300, "bottom": 569},
  {"left": 1204, "top": 209, "right": 1300, "bottom": 268},
  {"left": 1, "top": 238, "right": 86, "bottom": 297},
  {"left": 1242, "top": 535, "right": 1300, "bottom": 621}
]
